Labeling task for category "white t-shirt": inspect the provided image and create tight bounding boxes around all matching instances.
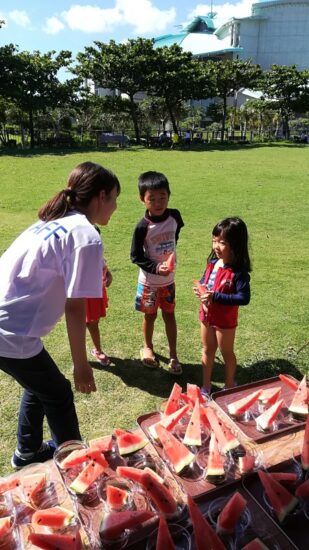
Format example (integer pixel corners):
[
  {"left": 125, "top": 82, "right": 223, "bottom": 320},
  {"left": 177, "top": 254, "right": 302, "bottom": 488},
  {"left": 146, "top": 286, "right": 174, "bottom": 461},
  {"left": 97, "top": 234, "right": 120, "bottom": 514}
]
[{"left": 0, "top": 211, "right": 103, "bottom": 359}]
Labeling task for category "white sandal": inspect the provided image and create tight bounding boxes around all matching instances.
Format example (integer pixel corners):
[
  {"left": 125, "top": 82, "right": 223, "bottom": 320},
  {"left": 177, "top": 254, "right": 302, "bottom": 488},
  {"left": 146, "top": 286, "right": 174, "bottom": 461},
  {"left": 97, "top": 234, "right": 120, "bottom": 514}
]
[{"left": 168, "top": 358, "right": 182, "bottom": 375}]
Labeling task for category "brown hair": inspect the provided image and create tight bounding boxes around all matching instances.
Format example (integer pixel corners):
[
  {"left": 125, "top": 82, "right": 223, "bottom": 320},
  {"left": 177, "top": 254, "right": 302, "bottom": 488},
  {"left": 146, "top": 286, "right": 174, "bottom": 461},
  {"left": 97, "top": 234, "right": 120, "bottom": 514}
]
[{"left": 38, "top": 162, "right": 120, "bottom": 221}]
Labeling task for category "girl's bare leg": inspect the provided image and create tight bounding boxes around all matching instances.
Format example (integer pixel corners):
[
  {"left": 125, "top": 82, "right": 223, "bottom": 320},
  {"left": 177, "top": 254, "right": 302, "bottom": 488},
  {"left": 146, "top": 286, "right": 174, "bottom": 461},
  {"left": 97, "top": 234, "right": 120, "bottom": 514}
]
[
  {"left": 162, "top": 310, "right": 177, "bottom": 360},
  {"left": 86, "top": 320, "right": 101, "bottom": 351},
  {"left": 201, "top": 323, "right": 217, "bottom": 390},
  {"left": 216, "top": 328, "right": 237, "bottom": 388},
  {"left": 143, "top": 312, "right": 157, "bottom": 360}
]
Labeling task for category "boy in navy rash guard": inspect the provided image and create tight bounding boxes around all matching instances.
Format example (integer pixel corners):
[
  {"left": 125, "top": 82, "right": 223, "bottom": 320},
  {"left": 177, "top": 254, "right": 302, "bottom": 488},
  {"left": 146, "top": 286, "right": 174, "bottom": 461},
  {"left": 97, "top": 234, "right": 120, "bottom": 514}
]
[{"left": 131, "top": 171, "right": 184, "bottom": 374}]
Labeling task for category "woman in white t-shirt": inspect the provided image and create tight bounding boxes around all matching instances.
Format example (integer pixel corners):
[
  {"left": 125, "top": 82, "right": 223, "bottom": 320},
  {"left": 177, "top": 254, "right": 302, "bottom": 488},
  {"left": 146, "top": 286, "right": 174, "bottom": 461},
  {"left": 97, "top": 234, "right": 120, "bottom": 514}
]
[{"left": 0, "top": 161, "right": 120, "bottom": 469}]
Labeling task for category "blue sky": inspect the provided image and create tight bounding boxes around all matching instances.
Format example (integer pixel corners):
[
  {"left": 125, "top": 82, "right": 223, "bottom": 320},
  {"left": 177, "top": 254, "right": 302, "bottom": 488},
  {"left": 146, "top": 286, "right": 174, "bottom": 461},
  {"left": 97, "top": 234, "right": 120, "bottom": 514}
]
[{"left": 0, "top": 0, "right": 254, "bottom": 56}]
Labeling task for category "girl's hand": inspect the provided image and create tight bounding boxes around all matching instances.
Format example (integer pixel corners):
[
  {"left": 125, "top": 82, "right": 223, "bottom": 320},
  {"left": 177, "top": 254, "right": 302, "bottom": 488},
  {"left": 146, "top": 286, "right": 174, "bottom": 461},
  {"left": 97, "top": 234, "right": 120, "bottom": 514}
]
[
  {"left": 200, "top": 290, "right": 214, "bottom": 307},
  {"left": 105, "top": 269, "right": 113, "bottom": 288},
  {"left": 73, "top": 363, "right": 97, "bottom": 394},
  {"left": 157, "top": 263, "right": 170, "bottom": 276}
]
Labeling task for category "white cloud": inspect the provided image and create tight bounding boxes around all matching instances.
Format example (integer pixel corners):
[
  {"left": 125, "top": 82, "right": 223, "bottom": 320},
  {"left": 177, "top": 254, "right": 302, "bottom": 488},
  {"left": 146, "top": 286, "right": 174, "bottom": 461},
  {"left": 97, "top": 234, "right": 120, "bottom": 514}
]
[
  {"left": 8, "top": 9, "right": 31, "bottom": 27},
  {"left": 43, "top": 16, "right": 65, "bottom": 35},
  {"left": 60, "top": 1, "right": 176, "bottom": 35},
  {"left": 188, "top": 1, "right": 253, "bottom": 28}
]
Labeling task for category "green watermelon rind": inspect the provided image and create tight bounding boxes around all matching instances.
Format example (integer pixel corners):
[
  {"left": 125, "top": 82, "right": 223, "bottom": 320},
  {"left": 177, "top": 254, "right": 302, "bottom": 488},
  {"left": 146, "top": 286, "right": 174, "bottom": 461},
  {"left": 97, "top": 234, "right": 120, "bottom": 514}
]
[
  {"left": 32, "top": 506, "right": 75, "bottom": 529},
  {"left": 288, "top": 375, "right": 308, "bottom": 417},
  {"left": 116, "top": 431, "right": 148, "bottom": 456},
  {"left": 156, "top": 425, "right": 195, "bottom": 474},
  {"left": 258, "top": 470, "right": 298, "bottom": 523},
  {"left": 70, "top": 461, "right": 106, "bottom": 494}
]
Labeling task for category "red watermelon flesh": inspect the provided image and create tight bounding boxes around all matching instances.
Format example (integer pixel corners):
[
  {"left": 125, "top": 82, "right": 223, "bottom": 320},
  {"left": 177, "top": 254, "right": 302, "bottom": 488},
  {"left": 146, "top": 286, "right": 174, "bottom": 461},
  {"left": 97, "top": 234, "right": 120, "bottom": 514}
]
[
  {"left": 257, "top": 470, "right": 298, "bottom": 523},
  {"left": 242, "top": 538, "right": 270, "bottom": 550},
  {"left": 116, "top": 465, "right": 164, "bottom": 486},
  {"left": 149, "top": 404, "right": 189, "bottom": 440},
  {"left": 288, "top": 375, "right": 308, "bottom": 417},
  {"left": 0, "top": 516, "right": 12, "bottom": 537},
  {"left": 239, "top": 454, "right": 255, "bottom": 474},
  {"left": 28, "top": 530, "right": 83, "bottom": 550},
  {"left": 301, "top": 415, "right": 309, "bottom": 469},
  {"left": 156, "top": 424, "right": 195, "bottom": 473},
  {"left": 70, "top": 459, "right": 107, "bottom": 494},
  {"left": 295, "top": 478, "right": 309, "bottom": 497},
  {"left": 228, "top": 390, "right": 261, "bottom": 416},
  {"left": 258, "top": 387, "right": 281, "bottom": 405},
  {"left": 60, "top": 447, "right": 105, "bottom": 469},
  {"left": 187, "top": 383, "right": 204, "bottom": 404},
  {"left": 165, "top": 252, "right": 175, "bottom": 273},
  {"left": 164, "top": 383, "right": 182, "bottom": 415},
  {"left": 156, "top": 515, "right": 176, "bottom": 550},
  {"left": 217, "top": 491, "right": 247, "bottom": 534},
  {"left": 180, "top": 392, "right": 194, "bottom": 406},
  {"left": 100, "top": 510, "right": 155, "bottom": 541},
  {"left": 89, "top": 434, "right": 113, "bottom": 452},
  {"left": 22, "top": 472, "right": 47, "bottom": 506},
  {"left": 270, "top": 472, "right": 297, "bottom": 483},
  {"left": 140, "top": 471, "right": 177, "bottom": 515},
  {"left": 200, "top": 405, "right": 211, "bottom": 430},
  {"left": 279, "top": 374, "right": 298, "bottom": 391},
  {"left": 183, "top": 399, "right": 201, "bottom": 446},
  {"left": 205, "top": 407, "right": 240, "bottom": 453},
  {"left": 106, "top": 484, "right": 129, "bottom": 510},
  {"left": 114, "top": 429, "right": 148, "bottom": 455},
  {"left": 206, "top": 433, "right": 225, "bottom": 477},
  {"left": 187, "top": 495, "right": 225, "bottom": 550},
  {"left": 0, "top": 476, "right": 20, "bottom": 494},
  {"left": 255, "top": 399, "right": 284, "bottom": 431},
  {"left": 32, "top": 506, "right": 75, "bottom": 529}
]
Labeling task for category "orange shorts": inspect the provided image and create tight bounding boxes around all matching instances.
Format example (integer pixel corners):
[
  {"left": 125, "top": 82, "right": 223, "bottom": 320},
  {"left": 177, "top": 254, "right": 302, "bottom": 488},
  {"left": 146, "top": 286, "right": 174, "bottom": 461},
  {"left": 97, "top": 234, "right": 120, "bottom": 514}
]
[{"left": 135, "top": 282, "right": 175, "bottom": 314}]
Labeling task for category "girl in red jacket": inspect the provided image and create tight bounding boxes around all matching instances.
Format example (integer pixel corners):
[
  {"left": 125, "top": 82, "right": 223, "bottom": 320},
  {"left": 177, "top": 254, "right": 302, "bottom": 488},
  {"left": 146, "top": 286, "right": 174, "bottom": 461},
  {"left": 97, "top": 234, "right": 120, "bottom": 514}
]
[{"left": 194, "top": 217, "right": 251, "bottom": 396}]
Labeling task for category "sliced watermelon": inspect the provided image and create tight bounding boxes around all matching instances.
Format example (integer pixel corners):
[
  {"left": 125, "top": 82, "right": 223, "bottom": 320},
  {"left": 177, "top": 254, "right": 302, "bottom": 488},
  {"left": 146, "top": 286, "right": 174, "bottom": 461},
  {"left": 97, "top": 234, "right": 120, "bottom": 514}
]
[
  {"left": 258, "top": 387, "right": 281, "bottom": 405},
  {"left": 28, "top": 531, "right": 83, "bottom": 550},
  {"left": 156, "top": 424, "right": 195, "bottom": 474},
  {"left": 295, "top": 477, "right": 309, "bottom": 497},
  {"left": 22, "top": 472, "right": 47, "bottom": 506},
  {"left": 279, "top": 374, "right": 298, "bottom": 391},
  {"left": 206, "top": 432, "right": 225, "bottom": 478},
  {"left": 106, "top": 484, "right": 129, "bottom": 510},
  {"left": 32, "top": 506, "right": 75, "bottom": 529},
  {"left": 149, "top": 404, "right": 189, "bottom": 440},
  {"left": 187, "top": 495, "right": 225, "bottom": 550},
  {"left": 99, "top": 510, "right": 155, "bottom": 541},
  {"left": 205, "top": 407, "right": 240, "bottom": 453},
  {"left": 257, "top": 469, "right": 298, "bottom": 523},
  {"left": 288, "top": 375, "right": 308, "bottom": 417},
  {"left": 255, "top": 399, "right": 284, "bottom": 431},
  {"left": 270, "top": 472, "right": 297, "bottom": 483},
  {"left": 217, "top": 491, "right": 247, "bottom": 534},
  {"left": 140, "top": 471, "right": 177, "bottom": 515},
  {"left": 183, "top": 399, "right": 201, "bottom": 446},
  {"left": 0, "top": 516, "right": 12, "bottom": 537},
  {"left": 70, "top": 459, "right": 107, "bottom": 494},
  {"left": 114, "top": 428, "right": 148, "bottom": 455},
  {"left": 0, "top": 476, "right": 20, "bottom": 494},
  {"left": 187, "top": 383, "right": 204, "bottom": 404},
  {"left": 200, "top": 405, "right": 211, "bottom": 430},
  {"left": 163, "top": 383, "right": 182, "bottom": 415},
  {"left": 239, "top": 454, "right": 255, "bottom": 474},
  {"left": 301, "top": 415, "right": 309, "bottom": 469},
  {"left": 241, "top": 538, "right": 270, "bottom": 550},
  {"left": 89, "top": 435, "right": 113, "bottom": 452},
  {"left": 165, "top": 252, "right": 175, "bottom": 273},
  {"left": 116, "top": 465, "right": 164, "bottom": 486},
  {"left": 156, "top": 515, "right": 175, "bottom": 550},
  {"left": 228, "top": 390, "right": 261, "bottom": 416},
  {"left": 60, "top": 447, "right": 105, "bottom": 469}
]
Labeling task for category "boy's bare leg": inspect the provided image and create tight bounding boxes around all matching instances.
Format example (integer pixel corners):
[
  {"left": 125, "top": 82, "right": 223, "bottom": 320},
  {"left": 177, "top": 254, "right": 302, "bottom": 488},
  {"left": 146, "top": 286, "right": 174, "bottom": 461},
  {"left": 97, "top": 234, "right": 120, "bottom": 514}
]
[
  {"left": 143, "top": 312, "right": 157, "bottom": 359},
  {"left": 216, "top": 328, "right": 237, "bottom": 388},
  {"left": 201, "top": 323, "right": 217, "bottom": 390},
  {"left": 162, "top": 310, "right": 177, "bottom": 360},
  {"left": 86, "top": 320, "right": 101, "bottom": 351}
]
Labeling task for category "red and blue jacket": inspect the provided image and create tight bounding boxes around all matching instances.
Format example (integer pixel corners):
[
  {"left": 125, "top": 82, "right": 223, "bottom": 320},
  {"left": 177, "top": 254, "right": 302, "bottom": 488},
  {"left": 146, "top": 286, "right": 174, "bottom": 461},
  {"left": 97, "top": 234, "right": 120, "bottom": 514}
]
[{"left": 199, "top": 260, "right": 250, "bottom": 329}]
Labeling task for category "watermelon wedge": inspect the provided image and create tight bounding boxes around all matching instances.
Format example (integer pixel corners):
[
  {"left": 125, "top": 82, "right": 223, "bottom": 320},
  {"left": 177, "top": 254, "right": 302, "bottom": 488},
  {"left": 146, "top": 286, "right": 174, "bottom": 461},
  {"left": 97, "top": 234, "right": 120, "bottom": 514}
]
[
  {"left": 22, "top": 472, "right": 47, "bottom": 506},
  {"left": 156, "top": 424, "right": 195, "bottom": 474},
  {"left": 116, "top": 465, "right": 164, "bottom": 486},
  {"left": 183, "top": 399, "right": 201, "bottom": 446},
  {"left": 227, "top": 390, "right": 261, "bottom": 416},
  {"left": 100, "top": 510, "right": 155, "bottom": 541},
  {"left": 187, "top": 495, "right": 225, "bottom": 550},
  {"left": 163, "top": 383, "right": 182, "bottom": 415},
  {"left": 200, "top": 405, "right": 211, "bottom": 430},
  {"left": 295, "top": 477, "right": 309, "bottom": 497},
  {"left": 187, "top": 383, "right": 204, "bottom": 404},
  {"left": 206, "top": 432, "right": 225, "bottom": 478},
  {"left": 114, "top": 428, "right": 148, "bottom": 455},
  {"left": 0, "top": 516, "right": 12, "bottom": 537},
  {"left": 288, "top": 375, "right": 308, "bottom": 417},
  {"left": 257, "top": 469, "right": 298, "bottom": 523},
  {"left": 106, "top": 484, "right": 129, "bottom": 510},
  {"left": 258, "top": 387, "right": 281, "bottom": 405},
  {"left": 255, "top": 399, "right": 284, "bottom": 431},
  {"left": 217, "top": 491, "right": 247, "bottom": 535},
  {"left": 28, "top": 531, "right": 83, "bottom": 550},
  {"left": 239, "top": 454, "right": 255, "bottom": 474},
  {"left": 89, "top": 435, "right": 113, "bottom": 452},
  {"left": 0, "top": 476, "right": 20, "bottom": 494},
  {"left": 156, "top": 515, "right": 175, "bottom": 550},
  {"left": 70, "top": 458, "right": 107, "bottom": 494},
  {"left": 140, "top": 471, "right": 177, "bottom": 515},
  {"left": 149, "top": 404, "right": 189, "bottom": 441},
  {"left": 270, "top": 472, "right": 297, "bottom": 484},
  {"left": 193, "top": 279, "right": 206, "bottom": 296},
  {"left": 241, "top": 538, "right": 270, "bottom": 550},
  {"left": 32, "top": 506, "right": 75, "bottom": 529},
  {"left": 301, "top": 415, "right": 309, "bottom": 469},
  {"left": 60, "top": 447, "right": 105, "bottom": 469},
  {"left": 205, "top": 407, "right": 240, "bottom": 453},
  {"left": 279, "top": 374, "right": 298, "bottom": 391},
  {"left": 165, "top": 252, "right": 175, "bottom": 273}
]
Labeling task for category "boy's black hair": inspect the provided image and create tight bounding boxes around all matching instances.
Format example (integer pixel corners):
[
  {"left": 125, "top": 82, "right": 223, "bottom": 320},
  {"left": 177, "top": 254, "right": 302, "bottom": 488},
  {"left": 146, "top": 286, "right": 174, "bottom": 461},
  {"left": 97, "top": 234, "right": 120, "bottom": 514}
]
[
  {"left": 138, "top": 171, "right": 171, "bottom": 200},
  {"left": 208, "top": 217, "right": 252, "bottom": 271}
]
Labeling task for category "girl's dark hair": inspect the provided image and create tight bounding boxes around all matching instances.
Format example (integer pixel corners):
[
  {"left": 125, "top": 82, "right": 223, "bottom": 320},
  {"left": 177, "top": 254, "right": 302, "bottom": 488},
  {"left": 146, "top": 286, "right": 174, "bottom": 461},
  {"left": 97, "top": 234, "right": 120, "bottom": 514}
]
[
  {"left": 138, "top": 171, "right": 170, "bottom": 200},
  {"left": 38, "top": 162, "right": 120, "bottom": 221},
  {"left": 209, "top": 217, "right": 252, "bottom": 271}
]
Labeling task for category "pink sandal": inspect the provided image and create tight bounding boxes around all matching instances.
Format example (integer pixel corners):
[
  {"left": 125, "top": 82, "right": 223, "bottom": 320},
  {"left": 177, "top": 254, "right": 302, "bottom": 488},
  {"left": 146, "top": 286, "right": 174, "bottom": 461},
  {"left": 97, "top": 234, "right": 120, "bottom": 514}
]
[{"left": 91, "top": 348, "right": 111, "bottom": 366}]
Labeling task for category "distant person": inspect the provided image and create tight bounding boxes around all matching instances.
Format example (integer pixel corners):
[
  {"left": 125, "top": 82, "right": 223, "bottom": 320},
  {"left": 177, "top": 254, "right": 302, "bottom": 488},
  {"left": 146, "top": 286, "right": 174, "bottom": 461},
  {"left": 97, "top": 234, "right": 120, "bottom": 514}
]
[
  {"left": 184, "top": 129, "right": 191, "bottom": 147},
  {"left": 131, "top": 171, "right": 184, "bottom": 374},
  {"left": 159, "top": 130, "right": 169, "bottom": 147},
  {"left": 193, "top": 217, "right": 251, "bottom": 396},
  {"left": 171, "top": 132, "right": 180, "bottom": 149},
  {"left": 0, "top": 161, "right": 120, "bottom": 469}
]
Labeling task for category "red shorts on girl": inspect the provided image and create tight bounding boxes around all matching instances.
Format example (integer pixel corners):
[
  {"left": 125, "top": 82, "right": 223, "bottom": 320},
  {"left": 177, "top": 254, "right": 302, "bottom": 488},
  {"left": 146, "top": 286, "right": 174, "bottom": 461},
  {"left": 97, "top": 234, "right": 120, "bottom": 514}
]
[{"left": 86, "top": 287, "right": 108, "bottom": 322}]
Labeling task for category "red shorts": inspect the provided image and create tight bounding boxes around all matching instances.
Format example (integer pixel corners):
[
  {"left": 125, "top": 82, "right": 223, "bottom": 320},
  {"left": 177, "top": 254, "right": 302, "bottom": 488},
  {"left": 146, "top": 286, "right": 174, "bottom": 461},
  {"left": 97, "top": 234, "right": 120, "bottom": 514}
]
[
  {"left": 86, "top": 287, "right": 108, "bottom": 323},
  {"left": 135, "top": 282, "right": 175, "bottom": 314}
]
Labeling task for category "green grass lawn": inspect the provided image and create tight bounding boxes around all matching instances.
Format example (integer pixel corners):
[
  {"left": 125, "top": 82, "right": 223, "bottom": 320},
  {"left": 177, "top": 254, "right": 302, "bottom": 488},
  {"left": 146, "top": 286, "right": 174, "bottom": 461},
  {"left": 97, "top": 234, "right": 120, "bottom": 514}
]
[{"left": 0, "top": 143, "right": 308, "bottom": 475}]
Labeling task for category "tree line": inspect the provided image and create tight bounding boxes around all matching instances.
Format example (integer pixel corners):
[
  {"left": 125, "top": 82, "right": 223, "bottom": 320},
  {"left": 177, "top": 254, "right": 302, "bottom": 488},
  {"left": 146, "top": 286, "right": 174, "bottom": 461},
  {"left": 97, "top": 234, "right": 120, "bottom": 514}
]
[{"left": 0, "top": 38, "right": 309, "bottom": 148}]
